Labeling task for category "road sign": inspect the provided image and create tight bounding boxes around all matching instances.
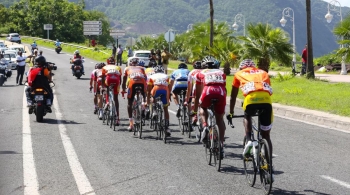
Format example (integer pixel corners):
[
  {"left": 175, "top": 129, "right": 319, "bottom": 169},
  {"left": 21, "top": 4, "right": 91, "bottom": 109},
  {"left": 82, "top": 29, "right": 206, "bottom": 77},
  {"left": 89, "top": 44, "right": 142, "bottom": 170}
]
[
  {"left": 84, "top": 31, "right": 102, "bottom": 35},
  {"left": 83, "top": 21, "right": 102, "bottom": 25},
  {"left": 44, "top": 24, "right": 53, "bottom": 30},
  {"left": 83, "top": 24, "right": 101, "bottom": 28},
  {"left": 164, "top": 30, "right": 175, "bottom": 42},
  {"left": 109, "top": 30, "right": 126, "bottom": 37},
  {"left": 127, "top": 37, "right": 136, "bottom": 46},
  {"left": 84, "top": 28, "right": 102, "bottom": 32}
]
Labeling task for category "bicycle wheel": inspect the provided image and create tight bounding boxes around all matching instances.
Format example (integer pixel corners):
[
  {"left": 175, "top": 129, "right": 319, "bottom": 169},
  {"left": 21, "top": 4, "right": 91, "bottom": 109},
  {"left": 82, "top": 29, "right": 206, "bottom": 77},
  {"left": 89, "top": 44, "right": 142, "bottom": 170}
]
[
  {"left": 111, "top": 101, "right": 116, "bottom": 131},
  {"left": 182, "top": 105, "right": 188, "bottom": 135},
  {"left": 205, "top": 128, "right": 212, "bottom": 165},
  {"left": 258, "top": 138, "right": 273, "bottom": 195},
  {"left": 137, "top": 103, "right": 142, "bottom": 139},
  {"left": 196, "top": 117, "right": 203, "bottom": 143},
  {"left": 178, "top": 105, "right": 184, "bottom": 135},
  {"left": 243, "top": 136, "right": 257, "bottom": 187},
  {"left": 213, "top": 125, "right": 221, "bottom": 172},
  {"left": 187, "top": 106, "right": 191, "bottom": 138},
  {"left": 132, "top": 99, "right": 138, "bottom": 136}
]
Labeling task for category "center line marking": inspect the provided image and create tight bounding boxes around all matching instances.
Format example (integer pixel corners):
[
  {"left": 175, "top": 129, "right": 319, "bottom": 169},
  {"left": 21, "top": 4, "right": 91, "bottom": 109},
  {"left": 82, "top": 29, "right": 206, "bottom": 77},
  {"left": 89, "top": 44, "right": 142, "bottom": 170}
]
[
  {"left": 22, "top": 90, "right": 40, "bottom": 195},
  {"left": 53, "top": 89, "right": 96, "bottom": 195},
  {"left": 321, "top": 175, "right": 350, "bottom": 189}
]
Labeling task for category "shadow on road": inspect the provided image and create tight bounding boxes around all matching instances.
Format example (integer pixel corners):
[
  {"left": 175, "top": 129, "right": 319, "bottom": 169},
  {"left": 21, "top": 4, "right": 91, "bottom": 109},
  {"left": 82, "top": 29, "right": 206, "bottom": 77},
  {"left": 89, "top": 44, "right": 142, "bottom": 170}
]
[
  {"left": 76, "top": 78, "right": 90, "bottom": 80},
  {"left": 44, "top": 118, "right": 85, "bottom": 125},
  {"left": 0, "top": 151, "right": 21, "bottom": 154},
  {"left": 272, "top": 188, "right": 332, "bottom": 195}
]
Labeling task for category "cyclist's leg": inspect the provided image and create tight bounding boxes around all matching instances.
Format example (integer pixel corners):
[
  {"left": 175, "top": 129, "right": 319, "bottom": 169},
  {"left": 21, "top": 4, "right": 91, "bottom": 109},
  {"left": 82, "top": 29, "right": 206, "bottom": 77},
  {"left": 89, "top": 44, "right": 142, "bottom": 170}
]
[
  {"left": 214, "top": 94, "right": 226, "bottom": 144},
  {"left": 127, "top": 84, "right": 135, "bottom": 129},
  {"left": 259, "top": 104, "right": 273, "bottom": 155}
]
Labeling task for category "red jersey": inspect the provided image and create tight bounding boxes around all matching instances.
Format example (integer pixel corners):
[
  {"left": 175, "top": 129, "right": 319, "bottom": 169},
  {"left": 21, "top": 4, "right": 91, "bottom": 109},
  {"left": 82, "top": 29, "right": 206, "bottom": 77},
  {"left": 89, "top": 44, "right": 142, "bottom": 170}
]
[{"left": 196, "top": 69, "right": 226, "bottom": 87}]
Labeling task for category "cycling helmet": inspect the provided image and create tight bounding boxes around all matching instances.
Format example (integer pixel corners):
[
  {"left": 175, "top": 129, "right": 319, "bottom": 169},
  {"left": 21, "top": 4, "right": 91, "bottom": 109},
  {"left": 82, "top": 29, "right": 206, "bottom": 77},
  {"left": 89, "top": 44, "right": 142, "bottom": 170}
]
[
  {"left": 138, "top": 60, "right": 145, "bottom": 67},
  {"left": 129, "top": 58, "right": 139, "bottom": 66},
  {"left": 74, "top": 50, "right": 79, "bottom": 55},
  {"left": 193, "top": 61, "right": 202, "bottom": 69},
  {"left": 95, "top": 63, "right": 99, "bottom": 69},
  {"left": 149, "top": 61, "right": 157, "bottom": 67},
  {"left": 178, "top": 63, "right": 187, "bottom": 69},
  {"left": 201, "top": 56, "right": 217, "bottom": 69},
  {"left": 35, "top": 56, "right": 46, "bottom": 66},
  {"left": 239, "top": 59, "right": 256, "bottom": 70},
  {"left": 97, "top": 62, "right": 105, "bottom": 69},
  {"left": 154, "top": 65, "right": 164, "bottom": 73}
]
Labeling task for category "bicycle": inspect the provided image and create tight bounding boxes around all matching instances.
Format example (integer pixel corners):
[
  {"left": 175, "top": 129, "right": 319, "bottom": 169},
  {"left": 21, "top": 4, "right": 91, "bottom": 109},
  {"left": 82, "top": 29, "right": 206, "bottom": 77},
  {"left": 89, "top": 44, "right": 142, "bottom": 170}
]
[
  {"left": 202, "top": 99, "right": 222, "bottom": 172},
  {"left": 107, "top": 84, "right": 118, "bottom": 131},
  {"left": 177, "top": 90, "right": 190, "bottom": 138},
  {"left": 228, "top": 110, "right": 273, "bottom": 195},
  {"left": 132, "top": 86, "right": 144, "bottom": 139},
  {"left": 187, "top": 96, "right": 200, "bottom": 142},
  {"left": 150, "top": 94, "right": 166, "bottom": 143}
]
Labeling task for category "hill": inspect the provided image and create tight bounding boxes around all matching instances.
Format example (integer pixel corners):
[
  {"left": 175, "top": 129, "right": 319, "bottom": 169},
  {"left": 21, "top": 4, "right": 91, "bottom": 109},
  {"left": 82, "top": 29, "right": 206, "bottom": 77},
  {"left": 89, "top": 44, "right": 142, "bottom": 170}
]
[{"left": 1, "top": 0, "right": 349, "bottom": 57}]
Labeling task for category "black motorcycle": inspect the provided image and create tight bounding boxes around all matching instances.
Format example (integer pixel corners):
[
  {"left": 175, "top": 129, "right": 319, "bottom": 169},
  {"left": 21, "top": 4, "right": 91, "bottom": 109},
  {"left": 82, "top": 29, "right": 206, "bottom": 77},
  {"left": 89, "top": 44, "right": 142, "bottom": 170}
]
[
  {"left": 71, "top": 58, "right": 84, "bottom": 79},
  {"left": 0, "top": 59, "right": 12, "bottom": 86},
  {"left": 55, "top": 46, "right": 62, "bottom": 54},
  {"left": 28, "top": 82, "right": 55, "bottom": 122}
]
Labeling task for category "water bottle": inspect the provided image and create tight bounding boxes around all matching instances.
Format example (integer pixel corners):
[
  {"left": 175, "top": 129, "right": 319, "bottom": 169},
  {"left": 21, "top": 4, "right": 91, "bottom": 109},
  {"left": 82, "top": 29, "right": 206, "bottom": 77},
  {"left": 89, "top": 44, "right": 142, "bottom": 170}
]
[{"left": 252, "top": 140, "right": 258, "bottom": 161}]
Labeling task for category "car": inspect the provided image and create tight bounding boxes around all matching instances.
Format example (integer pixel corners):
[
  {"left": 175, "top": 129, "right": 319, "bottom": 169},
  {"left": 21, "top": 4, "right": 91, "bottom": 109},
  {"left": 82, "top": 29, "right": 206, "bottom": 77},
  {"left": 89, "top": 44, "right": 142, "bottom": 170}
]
[
  {"left": 0, "top": 41, "right": 6, "bottom": 48},
  {"left": 127, "top": 50, "right": 151, "bottom": 66},
  {"left": 6, "top": 33, "right": 21, "bottom": 44},
  {"left": 3, "top": 52, "right": 17, "bottom": 70},
  {"left": 7, "top": 45, "right": 26, "bottom": 53},
  {"left": 0, "top": 47, "right": 8, "bottom": 54}
]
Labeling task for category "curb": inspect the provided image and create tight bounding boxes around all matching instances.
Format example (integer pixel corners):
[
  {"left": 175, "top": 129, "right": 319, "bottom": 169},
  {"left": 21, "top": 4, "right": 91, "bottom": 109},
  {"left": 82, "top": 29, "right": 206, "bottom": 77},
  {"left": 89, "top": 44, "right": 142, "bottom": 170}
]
[{"left": 228, "top": 97, "right": 350, "bottom": 132}]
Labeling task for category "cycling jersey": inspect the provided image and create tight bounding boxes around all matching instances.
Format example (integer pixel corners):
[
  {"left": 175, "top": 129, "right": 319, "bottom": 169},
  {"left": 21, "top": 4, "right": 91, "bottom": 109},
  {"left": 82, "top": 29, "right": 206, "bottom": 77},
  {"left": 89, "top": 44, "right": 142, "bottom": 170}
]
[
  {"left": 170, "top": 69, "right": 190, "bottom": 90},
  {"left": 103, "top": 65, "right": 122, "bottom": 94},
  {"left": 90, "top": 69, "right": 98, "bottom": 93},
  {"left": 196, "top": 69, "right": 226, "bottom": 115},
  {"left": 145, "top": 67, "right": 156, "bottom": 85},
  {"left": 232, "top": 67, "right": 272, "bottom": 109},
  {"left": 149, "top": 73, "right": 170, "bottom": 106},
  {"left": 187, "top": 69, "right": 202, "bottom": 96},
  {"left": 124, "top": 66, "right": 147, "bottom": 99}
]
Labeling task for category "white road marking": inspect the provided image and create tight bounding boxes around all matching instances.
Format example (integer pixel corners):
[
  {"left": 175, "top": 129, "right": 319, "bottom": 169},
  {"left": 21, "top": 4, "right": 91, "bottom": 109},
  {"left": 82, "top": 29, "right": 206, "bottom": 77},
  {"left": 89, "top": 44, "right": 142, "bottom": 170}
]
[
  {"left": 321, "top": 175, "right": 350, "bottom": 189},
  {"left": 53, "top": 89, "right": 96, "bottom": 195},
  {"left": 22, "top": 90, "right": 40, "bottom": 195},
  {"left": 169, "top": 109, "right": 176, "bottom": 115}
]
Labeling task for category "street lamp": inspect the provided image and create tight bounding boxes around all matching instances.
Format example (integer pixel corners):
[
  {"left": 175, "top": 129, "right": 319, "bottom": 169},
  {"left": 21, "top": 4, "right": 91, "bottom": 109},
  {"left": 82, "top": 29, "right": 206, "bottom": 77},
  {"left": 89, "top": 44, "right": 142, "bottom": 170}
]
[
  {"left": 325, "top": 0, "right": 347, "bottom": 75},
  {"left": 232, "top": 14, "right": 245, "bottom": 36},
  {"left": 280, "top": 7, "right": 296, "bottom": 65},
  {"left": 186, "top": 24, "right": 193, "bottom": 33}
]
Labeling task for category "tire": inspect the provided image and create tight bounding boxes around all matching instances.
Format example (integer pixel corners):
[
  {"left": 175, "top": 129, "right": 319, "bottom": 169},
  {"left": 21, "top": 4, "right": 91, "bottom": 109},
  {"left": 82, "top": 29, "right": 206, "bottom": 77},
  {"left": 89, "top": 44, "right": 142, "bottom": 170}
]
[
  {"left": 213, "top": 125, "right": 221, "bottom": 172},
  {"left": 243, "top": 136, "right": 257, "bottom": 187},
  {"left": 205, "top": 134, "right": 212, "bottom": 165},
  {"left": 196, "top": 117, "right": 203, "bottom": 143},
  {"left": 35, "top": 104, "right": 44, "bottom": 122},
  {"left": 0, "top": 75, "right": 5, "bottom": 86},
  {"left": 259, "top": 138, "right": 273, "bottom": 195}
]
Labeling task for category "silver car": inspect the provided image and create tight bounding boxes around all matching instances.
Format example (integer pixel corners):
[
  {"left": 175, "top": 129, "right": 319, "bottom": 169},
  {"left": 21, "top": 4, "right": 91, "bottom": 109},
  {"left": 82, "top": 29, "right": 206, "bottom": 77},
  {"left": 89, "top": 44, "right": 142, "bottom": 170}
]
[
  {"left": 127, "top": 50, "right": 151, "bottom": 66},
  {"left": 3, "top": 53, "right": 17, "bottom": 70}
]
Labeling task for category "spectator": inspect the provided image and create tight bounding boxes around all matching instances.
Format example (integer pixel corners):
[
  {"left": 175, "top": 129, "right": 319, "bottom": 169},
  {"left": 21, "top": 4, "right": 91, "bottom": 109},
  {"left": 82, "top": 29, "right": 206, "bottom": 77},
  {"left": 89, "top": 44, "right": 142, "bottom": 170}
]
[
  {"left": 16, "top": 51, "right": 33, "bottom": 85},
  {"left": 38, "top": 50, "right": 43, "bottom": 56},
  {"left": 112, "top": 44, "right": 117, "bottom": 59},
  {"left": 127, "top": 47, "right": 133, "bottom": 57},
  {"left": 301, "top": 44, "right": 307, "bottom": 75},
  {"left": 156, "top": 49, "right": 162, "bottom": 65},
  {"left": 116, "top": 44, "right": 123, "bottom": 66},
  {"left": 161, "top": 48, "right": 172, "bottom": 74},
  {"left": 91, "top": 38, "right": 96, "bottom": 47},
  {"left": 149, "top": 49, "right": 157, "bottom": 63}
]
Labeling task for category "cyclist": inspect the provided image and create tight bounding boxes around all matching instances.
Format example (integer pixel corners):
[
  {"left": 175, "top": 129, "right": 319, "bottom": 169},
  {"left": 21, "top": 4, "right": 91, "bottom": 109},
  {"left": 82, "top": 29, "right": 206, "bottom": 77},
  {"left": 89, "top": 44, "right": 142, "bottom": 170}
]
[
  {"left": 71, "top": 50, "right": 85, "bottom": 75},
  {"left": 93, "top": 63, "right": 106, "bottom": 119},
  {"left": 90, "top": 63, "right": 99, "bottom": 114},
  {"left": 107, "top": 56, "right": 116, "bottom": 65},
  {"left": 102, "top": 62, "right": 122, "bottom": 125},
  {"left": 147, "top": 65, "right": 172, "bottom": 136},
  {"left": 144, "top": 61, "right": 157, "bottom": 119},
  {"left": 227, "top": 59, "right": 273, "bottom": 159},
  {"left": 196, "top": 56, "right": 226, "bottom": 158},
  {"left": 170, "top": 63, "right": 190, "bottom": 117},
  {"left": 185, "top": 61, "right": 202, "bottom": 125},
  {"left": 122, "top": 58, "right": 147, "bottom": 131}
]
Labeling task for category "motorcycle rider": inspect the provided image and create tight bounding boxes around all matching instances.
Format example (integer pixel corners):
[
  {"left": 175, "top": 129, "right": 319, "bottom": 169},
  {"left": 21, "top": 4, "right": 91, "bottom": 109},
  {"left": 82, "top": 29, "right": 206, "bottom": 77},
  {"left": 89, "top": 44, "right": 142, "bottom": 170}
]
[
  {"left": 71, "top": 50, "right": 85, "bottom": 75},
  {"left": 25, "top": 56, "right": 53, "bottom": 113},
  {"left": 31, "top": 41, "right": 38, "bottom": 54},
  {"left": 55, "top": 39, "right": 61, "bottom": 47}
]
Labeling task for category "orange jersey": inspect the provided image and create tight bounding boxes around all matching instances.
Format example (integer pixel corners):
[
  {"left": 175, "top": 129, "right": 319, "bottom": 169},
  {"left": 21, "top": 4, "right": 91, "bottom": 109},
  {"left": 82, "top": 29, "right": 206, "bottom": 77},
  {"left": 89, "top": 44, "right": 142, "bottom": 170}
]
[
  {"left": 123, "top": 66, "right": 147, "bottom": 87},
  {"left": 232, "top": 67, "right": 272, "bottom": 96}
]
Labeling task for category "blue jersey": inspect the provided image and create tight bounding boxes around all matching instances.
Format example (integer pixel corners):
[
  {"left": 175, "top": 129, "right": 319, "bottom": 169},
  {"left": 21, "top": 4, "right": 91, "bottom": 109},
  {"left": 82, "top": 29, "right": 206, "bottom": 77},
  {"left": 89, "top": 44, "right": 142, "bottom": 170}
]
[
  {"left": 55, "top": 42, "right": 61, "bottom": 47},
  {"left": 171, "top": 68, "right": 190, "bottom": 89}
]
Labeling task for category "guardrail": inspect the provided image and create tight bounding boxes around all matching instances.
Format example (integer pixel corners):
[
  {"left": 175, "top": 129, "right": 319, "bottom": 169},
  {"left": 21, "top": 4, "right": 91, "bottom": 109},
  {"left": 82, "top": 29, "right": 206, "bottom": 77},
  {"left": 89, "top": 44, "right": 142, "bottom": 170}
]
[{"left": 0, "top": 34, "right": 109, "bottom": 55}]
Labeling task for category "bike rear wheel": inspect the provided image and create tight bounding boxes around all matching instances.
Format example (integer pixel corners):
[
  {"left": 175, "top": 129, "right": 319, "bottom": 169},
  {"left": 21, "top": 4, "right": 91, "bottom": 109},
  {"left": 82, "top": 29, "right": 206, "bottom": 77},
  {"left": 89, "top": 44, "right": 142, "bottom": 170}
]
[
  {"left": 212, "top": 125, "right": 221, "bottom": 172},
  {"left": 258, "top": 138, "right": 273, "bottom": 195},
  {"left": 243, "top": 136, "right": 257, "bottom": 187}
]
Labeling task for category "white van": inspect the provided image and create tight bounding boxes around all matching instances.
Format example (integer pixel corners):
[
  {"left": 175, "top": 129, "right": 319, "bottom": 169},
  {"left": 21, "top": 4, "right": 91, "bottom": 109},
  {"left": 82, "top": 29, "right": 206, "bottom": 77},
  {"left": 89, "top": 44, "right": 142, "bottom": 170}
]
[{"left": 8, "top": 45, "right": 26, "bottom": 53}]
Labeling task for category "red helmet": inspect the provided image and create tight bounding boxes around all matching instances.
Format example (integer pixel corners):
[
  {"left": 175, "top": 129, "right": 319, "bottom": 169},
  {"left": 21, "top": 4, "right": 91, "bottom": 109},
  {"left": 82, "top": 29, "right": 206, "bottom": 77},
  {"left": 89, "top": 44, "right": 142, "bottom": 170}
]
[{"left": 129, "top": 58, "right": 139, "bottom": 66}]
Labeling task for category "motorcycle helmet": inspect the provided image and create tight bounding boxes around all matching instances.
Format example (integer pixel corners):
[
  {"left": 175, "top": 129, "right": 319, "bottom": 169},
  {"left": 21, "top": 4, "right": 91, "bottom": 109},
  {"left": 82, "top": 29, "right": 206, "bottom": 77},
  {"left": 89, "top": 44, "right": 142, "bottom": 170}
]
[
  {"left": 35, "top": 56, "right": 46, "bottom": 66},
  {"left": 56, "top": 39, "right": 59, "bottom": 42},
  {"left": 129, "top": 58, "right": 139, "bottom": 66},
  {"left": 138, "top": 60, "right": 145, "bottom": 67},
  {"left": 178, "top": 63, "right": 187, "bottom": 69},
  {"left": 193, "top": 61, "right": 202, "bottom": 69},
  {"left": 239, "top": 59, "right": 256, "bottom": 70},
  {"left": 154, "top": 65, "right": 164, "bottom": 73},
  {"left": 74, "top": 50, "right": 80, "bottom": 55}
]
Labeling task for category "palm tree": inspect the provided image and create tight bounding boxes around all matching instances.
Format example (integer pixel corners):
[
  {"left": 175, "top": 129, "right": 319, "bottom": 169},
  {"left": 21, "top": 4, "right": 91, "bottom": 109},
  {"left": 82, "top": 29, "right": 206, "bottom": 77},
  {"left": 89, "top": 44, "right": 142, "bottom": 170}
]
[
  {"left": 333, "top": 13, "right": 350, "bottom": 64},
  {"left": 239, "top": 23, "right": 293, "bottom": 72}
]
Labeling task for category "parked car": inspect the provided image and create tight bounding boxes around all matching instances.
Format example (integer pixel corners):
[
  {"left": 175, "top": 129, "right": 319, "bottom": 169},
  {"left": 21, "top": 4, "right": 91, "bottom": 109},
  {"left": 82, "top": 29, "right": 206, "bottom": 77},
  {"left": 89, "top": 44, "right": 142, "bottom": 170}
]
[
  {"left": 127, "top": 50, "right": 151, "bottom": 66},
  {"left": 0, "top": 47, "right": 8, "bottom": 54},
  {"left": 6, "top": 33, "right": 21, "bottom": 44},
  {"left": 8, "top": 45, "right": 26, "bottom": 53},
  {"left": 3, "top": 51, "right": 17, "bottom": 70},
  {"left": 0, "top": 41, "right": 6, "bottom": 48}
]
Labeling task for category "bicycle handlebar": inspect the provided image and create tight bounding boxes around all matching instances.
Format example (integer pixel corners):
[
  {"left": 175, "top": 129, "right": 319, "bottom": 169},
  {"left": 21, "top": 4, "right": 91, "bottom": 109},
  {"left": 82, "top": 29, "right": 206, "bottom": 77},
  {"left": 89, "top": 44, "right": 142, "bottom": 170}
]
[{"left": 226, "top": 114, "right": 245, "bottom": 128}]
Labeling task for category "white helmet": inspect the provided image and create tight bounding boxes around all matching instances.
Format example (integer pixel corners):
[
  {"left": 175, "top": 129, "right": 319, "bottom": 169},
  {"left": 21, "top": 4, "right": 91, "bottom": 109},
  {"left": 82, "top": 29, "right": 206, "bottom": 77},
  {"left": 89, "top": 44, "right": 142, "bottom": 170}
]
[{"left": 74, "top": 50, "right": 80, "bottom": 55}]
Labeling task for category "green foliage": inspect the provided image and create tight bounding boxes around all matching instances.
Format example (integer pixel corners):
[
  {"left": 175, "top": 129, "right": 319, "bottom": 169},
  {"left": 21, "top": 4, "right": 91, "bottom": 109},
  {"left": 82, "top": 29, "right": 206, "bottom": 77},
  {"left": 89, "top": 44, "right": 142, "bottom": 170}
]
[{"left": 333, "top": 13, "right": 350, "bottom": 62}]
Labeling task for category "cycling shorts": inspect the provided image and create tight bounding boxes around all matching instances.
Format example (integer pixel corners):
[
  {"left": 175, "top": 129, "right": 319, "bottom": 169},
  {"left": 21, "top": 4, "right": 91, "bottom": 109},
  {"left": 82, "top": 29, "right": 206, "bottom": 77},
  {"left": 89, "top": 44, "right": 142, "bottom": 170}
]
[
  {"left": 244, "top": 103, "right": 273, "bottom": 131},
  {"left": 199, "top": 86, "right": 226, "bottom": 115},
  {"left": 171, "top": 87, "right": 187, "bottom": 95},
  {"left": 152, "top": 88, "right": 169, "bottom": 106},
  {"left": 105, "top": 74, "right": 120, "bottom": 94},
  {"left": 127, "top": 83, "right": 146, "bottom": 100}
]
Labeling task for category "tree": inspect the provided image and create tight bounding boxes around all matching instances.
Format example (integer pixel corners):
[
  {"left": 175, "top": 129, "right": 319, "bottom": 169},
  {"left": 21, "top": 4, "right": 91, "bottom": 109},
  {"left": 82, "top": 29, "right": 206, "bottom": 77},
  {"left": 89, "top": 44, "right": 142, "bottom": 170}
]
[
  {"left": 306, "top": 0, "right": 315, "bottom": 78},
  {"left": 239, "top": 23, "right": 293, "bottom": 72},
  {"left": 333, "top": 13, "right": 350, "bottom": 65}
]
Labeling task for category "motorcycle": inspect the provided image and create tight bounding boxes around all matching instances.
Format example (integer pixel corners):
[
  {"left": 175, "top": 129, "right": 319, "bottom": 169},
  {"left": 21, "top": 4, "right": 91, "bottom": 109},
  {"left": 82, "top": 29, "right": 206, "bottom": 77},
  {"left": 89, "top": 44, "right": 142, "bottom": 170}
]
[
  {"left": 0, "top": 59, "right": 12, "bottom": 86},
  {"left": 70, "top": 58, "right": 84, "bottom": 79},
  {"left": 28, "top": 82, "right": 54, "bottom": 122},
  {"left": 55, "top": 46, "right": 62, "bottom": 54}
]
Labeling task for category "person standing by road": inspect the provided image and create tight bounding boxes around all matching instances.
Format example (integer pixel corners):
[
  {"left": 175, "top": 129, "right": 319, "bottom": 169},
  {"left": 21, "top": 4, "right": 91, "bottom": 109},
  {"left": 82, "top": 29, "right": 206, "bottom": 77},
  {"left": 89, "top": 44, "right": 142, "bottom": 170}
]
[
  {"left": 112, "top": 44, "right": 117, "bottom": 59},
  {"left": 16, "top": 51, "right": 33, "bottom": 85},
  {"left": 127, "top": 47, "right": 133, "bottom": 57},
  {"left": 301, "top": 44, "right": 307, "bottom": 75},
  {"left": 116, "top": 44, "right": 123, "bottom": 66},
  {"left": 161, "top": 48, "right": 172, "bottom": 74},
  {"left": 156, "top": 49, "right": 162, "bottom": 65}
]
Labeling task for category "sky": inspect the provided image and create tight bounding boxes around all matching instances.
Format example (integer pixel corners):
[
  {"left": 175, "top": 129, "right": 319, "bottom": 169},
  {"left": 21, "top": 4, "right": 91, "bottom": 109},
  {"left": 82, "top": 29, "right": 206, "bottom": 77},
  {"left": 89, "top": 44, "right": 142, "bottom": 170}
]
[{"left": 323, "top": 0, "right": 350, "bottom": 8}]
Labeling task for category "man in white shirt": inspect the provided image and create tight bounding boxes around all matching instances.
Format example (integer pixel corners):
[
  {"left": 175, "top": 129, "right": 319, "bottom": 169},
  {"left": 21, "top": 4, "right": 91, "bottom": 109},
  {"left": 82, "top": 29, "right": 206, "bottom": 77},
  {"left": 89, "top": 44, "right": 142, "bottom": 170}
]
[
  {"left": 16, "top": 51, "right": 33, "bottom": 85},
  {"left": 116, "top": 44, "right": 123, "bottom": 66}
]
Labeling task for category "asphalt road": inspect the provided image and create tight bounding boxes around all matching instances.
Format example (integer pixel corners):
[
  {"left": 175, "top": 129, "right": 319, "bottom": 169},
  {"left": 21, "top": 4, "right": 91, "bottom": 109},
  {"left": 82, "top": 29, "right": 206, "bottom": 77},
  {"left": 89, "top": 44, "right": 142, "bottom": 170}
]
[{"left": 1, "top": 45, "right": 350, "bottom": 195}]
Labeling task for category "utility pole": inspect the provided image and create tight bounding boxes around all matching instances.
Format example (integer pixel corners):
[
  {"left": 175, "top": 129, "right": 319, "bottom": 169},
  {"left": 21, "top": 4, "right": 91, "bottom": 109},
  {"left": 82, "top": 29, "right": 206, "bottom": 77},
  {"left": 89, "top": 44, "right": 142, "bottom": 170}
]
[
  {"left": 306, "top": 0, "right": 315, "bottom": 79},
  {"left": 209, "top": 0, "right": 214, "bottom": 49}
]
